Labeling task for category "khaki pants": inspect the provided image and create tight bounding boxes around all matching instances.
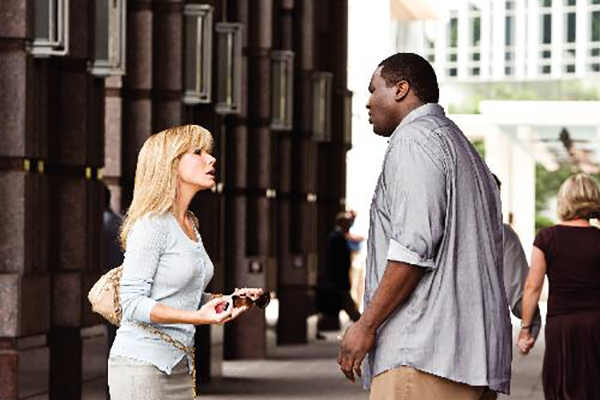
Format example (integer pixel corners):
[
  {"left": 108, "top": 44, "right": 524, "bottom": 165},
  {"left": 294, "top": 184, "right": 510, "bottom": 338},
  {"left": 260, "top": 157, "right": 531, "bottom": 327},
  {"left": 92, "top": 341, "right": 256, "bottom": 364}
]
[
  {"left": 370, "top": 366, "right": 497, "bottom": 400},
  {"left": 108, "top": 356, "right": 192, "bottom": 400}
]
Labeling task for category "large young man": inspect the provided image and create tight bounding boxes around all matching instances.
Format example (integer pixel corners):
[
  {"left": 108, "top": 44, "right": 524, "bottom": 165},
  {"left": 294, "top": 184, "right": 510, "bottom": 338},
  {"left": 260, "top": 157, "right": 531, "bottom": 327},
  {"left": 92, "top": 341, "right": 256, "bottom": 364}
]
[{"left": 338, "top": 53, "right": 511, "bottom": 399}]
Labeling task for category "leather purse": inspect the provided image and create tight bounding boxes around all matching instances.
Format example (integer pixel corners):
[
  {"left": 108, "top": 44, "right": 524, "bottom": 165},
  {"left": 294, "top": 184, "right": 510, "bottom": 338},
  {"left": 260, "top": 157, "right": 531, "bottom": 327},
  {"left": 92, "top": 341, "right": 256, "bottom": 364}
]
[{"left": 88, "top": 266, "right": 124, "bottom": 326}]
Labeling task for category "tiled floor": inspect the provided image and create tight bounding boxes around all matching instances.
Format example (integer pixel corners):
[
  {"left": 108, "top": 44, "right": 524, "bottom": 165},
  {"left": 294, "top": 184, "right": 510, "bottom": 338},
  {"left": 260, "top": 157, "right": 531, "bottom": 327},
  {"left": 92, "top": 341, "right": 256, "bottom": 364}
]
[
  {"left": 88, "top": 304, "right": 547, "bottom": 399},
  {"left": 199, "top": 313, "right": 546, "bottom": 400}
]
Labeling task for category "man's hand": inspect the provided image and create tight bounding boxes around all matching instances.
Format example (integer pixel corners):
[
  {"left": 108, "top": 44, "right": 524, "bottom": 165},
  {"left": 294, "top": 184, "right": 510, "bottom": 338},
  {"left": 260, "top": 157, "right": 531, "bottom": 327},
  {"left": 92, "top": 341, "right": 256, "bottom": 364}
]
[
  {"left": 517, "top": 328, "right": 535, "bottom": 355},
  {"left": 337, "top": 321, "right": 375, "bottom": 383}
]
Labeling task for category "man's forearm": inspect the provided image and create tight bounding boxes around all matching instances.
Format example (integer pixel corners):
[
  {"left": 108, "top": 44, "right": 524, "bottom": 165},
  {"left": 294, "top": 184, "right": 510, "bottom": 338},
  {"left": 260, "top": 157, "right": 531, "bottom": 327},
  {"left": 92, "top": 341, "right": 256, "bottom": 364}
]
[{"left": 359, "top": 260, "right": 425, "bottom": 333}]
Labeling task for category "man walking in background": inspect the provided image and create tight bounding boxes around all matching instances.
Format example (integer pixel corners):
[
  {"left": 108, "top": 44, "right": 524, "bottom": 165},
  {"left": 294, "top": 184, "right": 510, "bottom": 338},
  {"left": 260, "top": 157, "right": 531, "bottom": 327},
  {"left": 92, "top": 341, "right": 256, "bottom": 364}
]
[{"left": 338, "top": 53, "right": 511, "bottom": 399}]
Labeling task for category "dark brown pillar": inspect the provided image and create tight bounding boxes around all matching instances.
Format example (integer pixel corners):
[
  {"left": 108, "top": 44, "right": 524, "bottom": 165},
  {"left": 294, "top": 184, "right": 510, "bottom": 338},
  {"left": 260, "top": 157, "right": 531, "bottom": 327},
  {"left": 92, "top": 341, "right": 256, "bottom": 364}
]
[
  {"left": 152, "top": 0, "right": 183, "bottom": 132},
  {"left": 316, "top": 0, "right": 350, "bottom": 315},
  {"left": 221, "top": 0, "right": 271, "bottom": 360},
  {"left": 276, "top": 0, "right": 318, "bottom": 345},
  {"left": 122, "top": 0, "right": 154, "bottom": 207},
  {"left": 41, "top": 1, "right": 106, "bottom": 399}
]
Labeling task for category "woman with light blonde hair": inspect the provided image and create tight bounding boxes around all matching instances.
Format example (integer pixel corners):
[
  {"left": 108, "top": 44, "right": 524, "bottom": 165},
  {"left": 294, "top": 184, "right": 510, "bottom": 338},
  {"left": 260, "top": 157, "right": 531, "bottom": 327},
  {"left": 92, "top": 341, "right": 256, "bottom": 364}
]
[
  {"left": 518, "top": 173, "right": 600, "bottom": 400},
  {"left": 108, "top": 125, "right": 264, "bottom": 400}
]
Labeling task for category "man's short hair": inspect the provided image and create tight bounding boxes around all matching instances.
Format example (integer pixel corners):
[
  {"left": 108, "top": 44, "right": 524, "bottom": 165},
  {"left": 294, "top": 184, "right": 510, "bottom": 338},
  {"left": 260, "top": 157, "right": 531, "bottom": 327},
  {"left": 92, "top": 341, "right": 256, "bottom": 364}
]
[{"left": 378, "top": 53, "right": 439, "bottom": 104}]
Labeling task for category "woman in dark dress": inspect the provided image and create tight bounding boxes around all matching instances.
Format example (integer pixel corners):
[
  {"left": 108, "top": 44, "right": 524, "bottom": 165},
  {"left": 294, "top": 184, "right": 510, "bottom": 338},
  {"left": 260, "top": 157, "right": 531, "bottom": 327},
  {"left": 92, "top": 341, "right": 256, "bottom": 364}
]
[{"left": 519, "top": 173, "right": 600, "bottom": 400}]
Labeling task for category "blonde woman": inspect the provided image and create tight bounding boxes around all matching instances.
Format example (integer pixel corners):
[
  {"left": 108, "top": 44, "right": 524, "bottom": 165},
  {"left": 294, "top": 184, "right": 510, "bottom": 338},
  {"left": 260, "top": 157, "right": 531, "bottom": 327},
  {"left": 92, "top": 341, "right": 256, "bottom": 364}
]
[
  {"left": 108, "top": 125, "right": 263, "bottom": 400},
  {"left": 518, "top": 173, "right": 600, "bottom": 400}
]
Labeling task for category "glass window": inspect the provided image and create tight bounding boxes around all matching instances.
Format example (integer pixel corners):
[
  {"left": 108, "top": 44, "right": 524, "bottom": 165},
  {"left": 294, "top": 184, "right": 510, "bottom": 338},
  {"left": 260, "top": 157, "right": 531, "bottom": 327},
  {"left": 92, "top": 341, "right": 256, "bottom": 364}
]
[
  {"left": 565, "top": 13, "right": 576, "bottom": 42},
  {"left": 447, "top": 14, "right": 459, "bottom": 77},
  {"left": 471, "top": 17, "right": 481, "bottom": 46},
  {"left": 541, "top": 14, "right": 552, "bottom": 44},
  {"left": 592, "top": 12, "right": 600, "bottom": 42},
  {"left": 565, "top": 0, "right": 576, "bottom": 5},
  {"left": 541, "top": 0, "right": 552, "bottom": 6},
  {"left": 448, "top": 17, "right": 458, "bottom": 48},
  {"left": 505, "top": 16, "right": 515, "bottom": 45}
]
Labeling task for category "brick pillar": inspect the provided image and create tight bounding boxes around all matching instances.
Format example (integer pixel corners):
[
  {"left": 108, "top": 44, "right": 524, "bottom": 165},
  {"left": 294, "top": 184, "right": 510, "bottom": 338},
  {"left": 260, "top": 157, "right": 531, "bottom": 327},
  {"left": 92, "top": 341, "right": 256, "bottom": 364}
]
[
  {"left": 44, "top": 1, "right": 105, "bottom": 398},
  {"left": 0, "top": 1, "right": 52, "bottom": 399}
]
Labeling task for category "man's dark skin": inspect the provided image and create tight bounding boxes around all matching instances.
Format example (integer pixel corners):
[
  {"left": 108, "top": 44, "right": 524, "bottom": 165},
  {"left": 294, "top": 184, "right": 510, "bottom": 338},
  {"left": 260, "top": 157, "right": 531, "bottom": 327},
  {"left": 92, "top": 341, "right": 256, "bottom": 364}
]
[{"left": 337, "top": 66, "right": 428, "bottom": 383}]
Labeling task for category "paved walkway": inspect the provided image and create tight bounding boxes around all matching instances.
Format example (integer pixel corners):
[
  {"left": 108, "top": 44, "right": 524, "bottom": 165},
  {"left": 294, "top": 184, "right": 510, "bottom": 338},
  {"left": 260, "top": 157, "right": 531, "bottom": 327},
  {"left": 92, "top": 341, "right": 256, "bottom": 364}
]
[{"left": 201, "top": 314, "right": 546, "bottom": 399}]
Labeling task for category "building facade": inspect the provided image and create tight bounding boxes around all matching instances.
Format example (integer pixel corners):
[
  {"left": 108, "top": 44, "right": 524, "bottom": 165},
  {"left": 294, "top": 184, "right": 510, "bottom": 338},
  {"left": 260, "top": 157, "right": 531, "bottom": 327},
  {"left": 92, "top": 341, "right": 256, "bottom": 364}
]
[
  {"left": 0, "top": 0, "right": 351, "bottom": 399},
  {"left": 389, "top": 0, "right": 600, "bottom": 252}
]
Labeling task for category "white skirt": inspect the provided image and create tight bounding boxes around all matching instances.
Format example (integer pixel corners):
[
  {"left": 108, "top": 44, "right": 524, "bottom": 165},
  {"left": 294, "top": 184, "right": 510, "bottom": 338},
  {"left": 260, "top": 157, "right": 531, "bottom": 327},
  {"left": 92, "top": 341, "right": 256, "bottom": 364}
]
[{"left": 108, "top": 355, "right": 193, "bottom": 400}]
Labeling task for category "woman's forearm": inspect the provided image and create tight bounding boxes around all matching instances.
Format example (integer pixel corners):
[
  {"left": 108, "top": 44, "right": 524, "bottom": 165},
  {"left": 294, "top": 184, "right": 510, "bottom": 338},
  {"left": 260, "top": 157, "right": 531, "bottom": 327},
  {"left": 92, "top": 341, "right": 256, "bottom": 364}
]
[
  {"left": 521, "top": 284, "right": 542, "bottom": 327},
  {"left": 149, "top": 303, "right": 202, "bottom": 325}
]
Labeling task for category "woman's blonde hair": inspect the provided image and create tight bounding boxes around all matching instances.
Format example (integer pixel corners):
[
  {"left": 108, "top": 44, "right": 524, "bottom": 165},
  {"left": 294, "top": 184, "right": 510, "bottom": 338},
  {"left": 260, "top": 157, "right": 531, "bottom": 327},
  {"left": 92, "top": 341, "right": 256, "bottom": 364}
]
[
  {"left": 120, "top": 125, "right": 213, "bottom": 248},
  {"left": 557, "top": 173, "right": 600, "bottom": 221}
]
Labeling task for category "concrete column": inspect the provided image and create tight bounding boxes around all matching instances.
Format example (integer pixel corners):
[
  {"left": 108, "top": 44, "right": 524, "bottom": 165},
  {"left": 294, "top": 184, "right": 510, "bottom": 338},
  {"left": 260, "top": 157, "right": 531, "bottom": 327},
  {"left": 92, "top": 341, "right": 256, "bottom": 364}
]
[
  {"left": 485, "top": 126, "right": 536, "bottom": 259},
  {"left": 526, "top": 0, "right": 539, "bottom": 78},
  {"left": 456, "top": 1, "right": 469, "bottom": 80},
  {"left": 551, "top": 0, "right": 563, "bottom": 78},
  {"left": 490, "top": 0, "right": 505, "bottom": 80},
  {"left": 515, "top": 0, "right": 527, "bottom": 79},
  {"left": 512, "top": 126, "right": 536, "bottom": 258},
  {"left": 480, "top": 0, "right": 492, "bottom": 80},
  {"left": 575, "top": 0, "right": 588, "bottom": 77}
]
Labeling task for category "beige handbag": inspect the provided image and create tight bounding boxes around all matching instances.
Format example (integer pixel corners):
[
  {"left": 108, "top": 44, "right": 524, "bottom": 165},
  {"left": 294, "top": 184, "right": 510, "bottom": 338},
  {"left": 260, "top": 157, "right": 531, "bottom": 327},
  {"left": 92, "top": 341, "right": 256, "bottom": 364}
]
[{"left": 88, "top": 266, "right": 124, "bottom": 326}]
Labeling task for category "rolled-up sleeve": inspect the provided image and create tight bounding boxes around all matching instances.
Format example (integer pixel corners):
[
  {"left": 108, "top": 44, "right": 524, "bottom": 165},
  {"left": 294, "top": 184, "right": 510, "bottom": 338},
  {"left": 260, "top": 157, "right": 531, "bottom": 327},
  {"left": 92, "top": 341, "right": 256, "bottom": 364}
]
[
  {"left": 120, "top": 216, "right": 167, "bottom": 323},
  {"left": 384, "top": 139, "right": 446, "bottom": 269}
]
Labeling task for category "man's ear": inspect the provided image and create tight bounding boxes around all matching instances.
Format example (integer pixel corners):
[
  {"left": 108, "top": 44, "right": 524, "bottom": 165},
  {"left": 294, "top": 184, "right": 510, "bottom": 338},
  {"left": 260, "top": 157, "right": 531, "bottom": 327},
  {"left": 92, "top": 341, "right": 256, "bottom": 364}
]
[{"left": 394, "top": 80, "right": 410, "bottom": 101}]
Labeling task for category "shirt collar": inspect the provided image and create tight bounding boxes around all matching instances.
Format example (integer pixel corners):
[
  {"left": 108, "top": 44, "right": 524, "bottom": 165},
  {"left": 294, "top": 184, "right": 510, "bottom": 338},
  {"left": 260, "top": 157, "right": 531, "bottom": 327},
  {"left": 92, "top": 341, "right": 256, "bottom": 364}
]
[{"left": 390, "top": 103, "right": 445, "bottom": 138}]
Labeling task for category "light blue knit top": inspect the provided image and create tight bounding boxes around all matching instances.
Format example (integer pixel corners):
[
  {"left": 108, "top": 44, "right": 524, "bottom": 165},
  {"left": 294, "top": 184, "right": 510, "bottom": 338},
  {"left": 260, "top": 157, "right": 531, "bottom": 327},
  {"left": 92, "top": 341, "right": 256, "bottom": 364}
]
[{"left": 109, "top": 212, "right": 213, "bottom": 374}]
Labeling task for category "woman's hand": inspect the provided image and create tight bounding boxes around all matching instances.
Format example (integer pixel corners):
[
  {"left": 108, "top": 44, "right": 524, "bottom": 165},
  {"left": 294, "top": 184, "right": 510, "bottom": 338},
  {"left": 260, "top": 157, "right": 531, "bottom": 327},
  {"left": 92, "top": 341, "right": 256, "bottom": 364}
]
[
  {"left": 517, "top": 328, "right": 535, "bottom": 355},
  {"left": 194, "top": 297, "right": 233, "bottom": 325}
]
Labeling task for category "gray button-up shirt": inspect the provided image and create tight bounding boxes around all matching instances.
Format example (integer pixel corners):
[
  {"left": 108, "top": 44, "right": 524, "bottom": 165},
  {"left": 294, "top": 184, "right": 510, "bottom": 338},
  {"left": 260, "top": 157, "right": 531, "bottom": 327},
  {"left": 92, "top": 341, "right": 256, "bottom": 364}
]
[{"left": 364, "top": 104, "right": 511, "bottom": 394}]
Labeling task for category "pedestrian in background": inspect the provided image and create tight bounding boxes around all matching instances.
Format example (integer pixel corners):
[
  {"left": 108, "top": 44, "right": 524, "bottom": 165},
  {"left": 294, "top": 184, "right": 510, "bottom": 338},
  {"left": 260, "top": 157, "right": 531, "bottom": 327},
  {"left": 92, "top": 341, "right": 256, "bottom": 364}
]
[
  {"left": 338, "top": 53, "right": 511, "bottom": 400},
  {"left": 317, "top": 212, "right": 361, "bottom": 339},
  {"left": 519, "top": 173, "right": 600, "bottom": 400},
  {"left": 492, "top": 174, "right": 542, "bottom": 340}
]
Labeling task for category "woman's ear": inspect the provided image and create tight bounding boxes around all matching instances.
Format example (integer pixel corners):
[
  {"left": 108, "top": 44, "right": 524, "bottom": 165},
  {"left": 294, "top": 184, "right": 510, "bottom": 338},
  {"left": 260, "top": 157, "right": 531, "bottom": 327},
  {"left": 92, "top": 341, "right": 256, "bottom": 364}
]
[{"left": 394, "top": 80, "right": 410, "bottom": 101}]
